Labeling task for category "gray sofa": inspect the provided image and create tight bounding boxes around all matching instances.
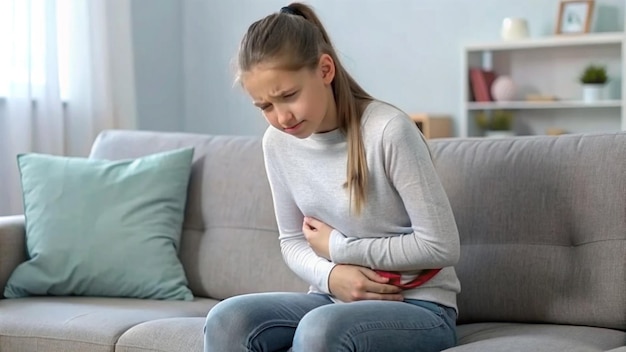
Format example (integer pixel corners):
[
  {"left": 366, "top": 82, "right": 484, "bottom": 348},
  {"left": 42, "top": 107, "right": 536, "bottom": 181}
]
[{"left": 1, "top": 129, "right": 625, "bottom": 352}]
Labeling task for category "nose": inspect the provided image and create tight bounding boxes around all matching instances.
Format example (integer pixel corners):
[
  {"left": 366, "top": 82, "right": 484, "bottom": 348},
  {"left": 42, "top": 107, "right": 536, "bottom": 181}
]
[{"left": 276, "top": 106, "right": 296, "bottom": 127}]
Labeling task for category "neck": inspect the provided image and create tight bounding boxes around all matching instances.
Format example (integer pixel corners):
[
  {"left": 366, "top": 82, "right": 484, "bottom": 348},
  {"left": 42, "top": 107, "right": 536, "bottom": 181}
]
[{"left": 316, "top": 88, "right": 338, "bottom": 133}]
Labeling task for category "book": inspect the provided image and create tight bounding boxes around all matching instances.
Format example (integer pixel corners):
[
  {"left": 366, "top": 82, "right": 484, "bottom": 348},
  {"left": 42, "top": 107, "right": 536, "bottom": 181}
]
[{"left": 469, "top": 68, "right": 497, "bottom": 102}]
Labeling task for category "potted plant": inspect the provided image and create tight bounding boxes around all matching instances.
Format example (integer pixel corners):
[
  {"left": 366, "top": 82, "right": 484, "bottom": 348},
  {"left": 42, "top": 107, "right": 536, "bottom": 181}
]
[
  {"left": 579, "top": 64, "right": 608, "bottom": 103},
  {"left": 475, "top": 110, "right": 514, "bottom": 138}
]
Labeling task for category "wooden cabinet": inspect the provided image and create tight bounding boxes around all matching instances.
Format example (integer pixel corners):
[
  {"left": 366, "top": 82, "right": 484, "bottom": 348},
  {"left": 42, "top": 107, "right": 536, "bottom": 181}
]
[{"left": 410, "top": 114, "right": 453, "bottom": 139}]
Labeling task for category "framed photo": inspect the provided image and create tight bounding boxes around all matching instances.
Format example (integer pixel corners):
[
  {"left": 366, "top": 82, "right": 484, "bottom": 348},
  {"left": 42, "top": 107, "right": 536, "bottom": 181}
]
[{"left": 556, "top": 0, "right": 595, "bottom": 34}]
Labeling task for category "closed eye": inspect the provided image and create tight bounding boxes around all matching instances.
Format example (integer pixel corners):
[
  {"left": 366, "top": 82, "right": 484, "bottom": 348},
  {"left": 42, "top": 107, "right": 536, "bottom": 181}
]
[
  {"left": 283, "top": 91, "right": 298, "bottom": 99},
  {"left": 255, "top": 90, "right": 298, "bottom": 111}
]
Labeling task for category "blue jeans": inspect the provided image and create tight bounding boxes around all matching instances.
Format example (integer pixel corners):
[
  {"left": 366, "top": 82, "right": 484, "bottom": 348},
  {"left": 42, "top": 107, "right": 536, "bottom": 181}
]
[{"left": 204, "top": 292, "right": 457, "bottom": 352}]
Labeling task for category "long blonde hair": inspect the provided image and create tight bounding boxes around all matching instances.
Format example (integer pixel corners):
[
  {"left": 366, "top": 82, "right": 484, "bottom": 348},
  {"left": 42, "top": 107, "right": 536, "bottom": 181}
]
[{"left": 237, "top": 3, "right": 373, "bottom": 215}]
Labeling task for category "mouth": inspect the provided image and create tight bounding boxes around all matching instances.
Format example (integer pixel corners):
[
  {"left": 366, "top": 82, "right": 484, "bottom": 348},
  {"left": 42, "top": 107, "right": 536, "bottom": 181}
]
[{"left": 284, "top": 121, "right": 304, "bottom": 133}]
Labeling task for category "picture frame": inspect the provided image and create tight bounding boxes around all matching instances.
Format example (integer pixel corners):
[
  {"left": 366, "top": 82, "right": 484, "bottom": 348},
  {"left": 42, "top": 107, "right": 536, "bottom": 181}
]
[{"left": 555, "top": 0, "right": 595, "bottom": 34}]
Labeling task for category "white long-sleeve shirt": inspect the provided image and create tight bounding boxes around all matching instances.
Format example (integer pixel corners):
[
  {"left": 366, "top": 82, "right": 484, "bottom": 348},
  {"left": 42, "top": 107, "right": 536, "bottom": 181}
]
[{"left": 262, "top": 100, "right": 461, "bottom": 311}]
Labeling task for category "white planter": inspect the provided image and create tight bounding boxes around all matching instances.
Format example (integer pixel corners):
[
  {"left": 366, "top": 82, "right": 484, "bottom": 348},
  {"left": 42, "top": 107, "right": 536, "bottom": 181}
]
[
  {"left": 485, "top": 130, "right": 514, "bottom": 138},
  {"left": 500, "top": 18, "right": 529, "bottom": 41},
  {"left": 582, "top": 84, "right": 605, "bottom": 103}
]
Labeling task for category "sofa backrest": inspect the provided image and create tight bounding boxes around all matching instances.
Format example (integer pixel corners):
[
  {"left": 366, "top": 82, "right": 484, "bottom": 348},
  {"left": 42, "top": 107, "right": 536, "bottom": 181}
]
[
  {"left": 428, "top": 132, "right": 626, "bottom": 331},
  {"left": 91, "top": 129, "right": 626, "bottom": 331},
  {"left": 89, "top": 130, "right": 308, "bottom": 300}
]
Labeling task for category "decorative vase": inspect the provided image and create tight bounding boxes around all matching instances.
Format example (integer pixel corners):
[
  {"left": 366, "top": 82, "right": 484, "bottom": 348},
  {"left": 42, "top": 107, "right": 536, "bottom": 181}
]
[
  {"left": 491, "top": 76, "right": 516, "bottom": 101},
  {"left": 485, "top": 130, "right": 515, "bottom": 138},
  {"left": 582, "top": 84, "right": 604, "bottom": 103},
  {"left": 500, "top": 18, "right": 529, "bottom": 41}
]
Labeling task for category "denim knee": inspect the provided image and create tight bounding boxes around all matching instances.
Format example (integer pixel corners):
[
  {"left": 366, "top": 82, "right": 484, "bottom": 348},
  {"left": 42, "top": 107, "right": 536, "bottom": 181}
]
[
  {"left": 292, "top": 305, "right": 347, "bottom": 352},
  {"left": 292, "top": 301, "right": 456, "bottom": 352},
  {"left": 205, "top": 293, "right": 326, "bottom": 352},
  {"left": 204, "top": 297, "right": 253, "bottom": 352}
]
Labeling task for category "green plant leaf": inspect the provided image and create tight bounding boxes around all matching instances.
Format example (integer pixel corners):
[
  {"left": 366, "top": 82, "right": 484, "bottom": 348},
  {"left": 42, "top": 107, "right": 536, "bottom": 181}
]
[{"left": 579, "top": 64, "right": 608, "bottom": 84}]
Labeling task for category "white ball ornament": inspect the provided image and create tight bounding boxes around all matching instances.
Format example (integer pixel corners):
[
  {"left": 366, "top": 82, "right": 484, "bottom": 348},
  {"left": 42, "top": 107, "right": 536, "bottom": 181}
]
[{"left": 491, "top": 76, "right": 516, "bottom": 101}]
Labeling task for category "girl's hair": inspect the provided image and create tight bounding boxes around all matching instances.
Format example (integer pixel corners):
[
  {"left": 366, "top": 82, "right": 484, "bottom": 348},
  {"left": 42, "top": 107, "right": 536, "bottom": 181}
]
[{"left": 237, "top": 2, "right": 373, "bottom": 215}]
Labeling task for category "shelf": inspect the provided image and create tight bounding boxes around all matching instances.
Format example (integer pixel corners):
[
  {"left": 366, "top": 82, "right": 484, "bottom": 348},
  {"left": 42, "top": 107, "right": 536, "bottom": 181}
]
[
  {"left": 466, "top": 100, "right": 623, "bottom": 110},
  {"left": 461, "top": 30, "right": 625, "bottom": 137},
  {"left": 465, "top": 32, "right": 624, "bottom": 52}
]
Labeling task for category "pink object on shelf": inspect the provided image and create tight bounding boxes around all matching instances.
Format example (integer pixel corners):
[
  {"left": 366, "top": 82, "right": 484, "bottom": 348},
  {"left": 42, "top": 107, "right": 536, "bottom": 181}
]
[{"left": 491, "top": 75, "right": 517, "bottom": 101}]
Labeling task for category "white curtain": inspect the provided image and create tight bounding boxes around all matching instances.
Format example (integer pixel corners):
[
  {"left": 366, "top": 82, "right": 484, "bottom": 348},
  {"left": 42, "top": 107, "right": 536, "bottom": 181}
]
[{"left": 0, "top": 0, "right": 136, "bottom": 216}]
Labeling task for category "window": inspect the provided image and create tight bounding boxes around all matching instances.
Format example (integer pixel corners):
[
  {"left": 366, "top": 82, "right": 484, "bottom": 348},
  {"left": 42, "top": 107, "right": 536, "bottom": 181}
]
[{"left": 0, "top": 0, "right": 70, "bottom": 100}]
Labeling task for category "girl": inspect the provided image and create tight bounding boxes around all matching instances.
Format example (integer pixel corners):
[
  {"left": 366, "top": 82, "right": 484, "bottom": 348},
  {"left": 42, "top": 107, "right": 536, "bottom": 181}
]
[{"left": 204, "top": 3, "right": 461, "bottom": 351}]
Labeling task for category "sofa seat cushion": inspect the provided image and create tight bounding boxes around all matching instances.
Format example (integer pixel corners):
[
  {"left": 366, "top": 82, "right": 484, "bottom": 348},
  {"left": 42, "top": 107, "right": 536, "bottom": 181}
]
[
  {"left": 116, "top": 317, "right": 205, "bottom": 352},
  {"left": 116, "top": 320, "right": 626, "bottom": 352},
  {"left": 0, "top": 297, "right": 218, "bottom": 352},
  {"left": 445, "top": 323, "right": 626, "bottom": 352}
]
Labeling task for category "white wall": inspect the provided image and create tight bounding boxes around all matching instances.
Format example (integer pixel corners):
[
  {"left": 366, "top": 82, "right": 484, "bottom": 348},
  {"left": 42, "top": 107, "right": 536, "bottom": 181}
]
[{"left": 132, "top": 0, "right": 625, "bottom": 136}]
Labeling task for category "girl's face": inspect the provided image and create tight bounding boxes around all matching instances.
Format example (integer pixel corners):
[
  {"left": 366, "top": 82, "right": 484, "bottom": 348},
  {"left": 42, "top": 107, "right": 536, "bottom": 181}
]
[{"left": 242, "top": 54, "right": 337, "bottom": 138}]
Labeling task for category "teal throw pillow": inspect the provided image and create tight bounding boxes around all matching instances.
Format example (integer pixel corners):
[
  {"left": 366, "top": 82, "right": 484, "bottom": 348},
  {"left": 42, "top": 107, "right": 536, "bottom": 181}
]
[{"left": 4, "top": 148, "right": 195, "bottom": 300}]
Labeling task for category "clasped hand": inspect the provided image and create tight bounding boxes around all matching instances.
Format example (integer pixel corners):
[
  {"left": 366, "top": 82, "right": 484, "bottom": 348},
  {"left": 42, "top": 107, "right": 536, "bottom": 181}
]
[
  {"left": 302, "top": 217, "right": 404, "bottom": 302},
  {"left": 302, "top": 216, "right": 332, "bottom": 260}
]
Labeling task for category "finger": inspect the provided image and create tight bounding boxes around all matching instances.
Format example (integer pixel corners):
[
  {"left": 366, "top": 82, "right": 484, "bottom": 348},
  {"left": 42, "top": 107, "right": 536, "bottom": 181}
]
[
  {"left": 302, "top": 225, "right": 312, "bottom": 240},
  {"left": 359, "top": 268, "right": 390, "bottom": 284},
  {"left": 368, "top": 282, "right": 402, "bottom": 294},
  {"left": 304, "top": 216, "right": 322, "bottom": 228}
]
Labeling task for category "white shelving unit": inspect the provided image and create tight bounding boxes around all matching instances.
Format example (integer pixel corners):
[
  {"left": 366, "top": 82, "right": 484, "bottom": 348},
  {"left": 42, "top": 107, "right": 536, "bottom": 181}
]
[
  {"left": 467, "top": 100, "right": 623, "bottom": 110},
  {"left": 461, "top": 32, "right": 626, "bottom": 137}
]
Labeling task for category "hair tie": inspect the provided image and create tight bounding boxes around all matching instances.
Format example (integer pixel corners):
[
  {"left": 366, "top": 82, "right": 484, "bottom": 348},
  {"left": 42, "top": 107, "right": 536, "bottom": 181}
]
[{"left": 280, "top": 6, "right": 304, "bottom": 18}]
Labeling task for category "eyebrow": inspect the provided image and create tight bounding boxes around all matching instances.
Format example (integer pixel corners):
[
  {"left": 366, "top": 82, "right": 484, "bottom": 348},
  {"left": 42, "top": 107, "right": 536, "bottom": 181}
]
[
  {"left": 252, "top": 89, "right": 297, "bottom": 107},
  {"left": 271, "top": 89, "right": 292, "bottom": 97}
]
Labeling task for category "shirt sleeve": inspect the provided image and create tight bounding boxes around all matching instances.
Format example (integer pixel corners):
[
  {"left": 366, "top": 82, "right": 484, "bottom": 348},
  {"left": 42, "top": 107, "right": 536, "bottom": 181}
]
[
  {"left": 328, "top": 114, "right": 460, "bottom": 271},
  {"left": 263, "top": 130, "right": 336, "bottom": 293}
]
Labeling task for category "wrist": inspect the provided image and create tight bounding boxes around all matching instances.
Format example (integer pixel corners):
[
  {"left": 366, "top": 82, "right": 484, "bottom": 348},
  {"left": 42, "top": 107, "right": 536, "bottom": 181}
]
[
  {"left": 325, "top": 263, "right": 339, "bottom": 294},
  {"left": 328, "top": 229, "right": 346, "bottom": 262}
]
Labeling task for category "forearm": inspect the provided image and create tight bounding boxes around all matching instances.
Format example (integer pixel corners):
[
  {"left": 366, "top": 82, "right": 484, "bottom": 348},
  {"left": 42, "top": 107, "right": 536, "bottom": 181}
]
[
  {"left": 0, "top": 215, "right": 27, "bottom": 297},
  {"left": 281, "top": 237, "right": 336, "bottom": 294},
  {"left": 329, "top": 226, "right": 459, "bottom": 271}
]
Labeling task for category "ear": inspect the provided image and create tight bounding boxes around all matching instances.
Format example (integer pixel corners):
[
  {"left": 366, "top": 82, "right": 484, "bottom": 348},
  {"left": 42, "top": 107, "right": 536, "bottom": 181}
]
[{"left": 318, "top": 54, "right": 335, "bottom": 85}]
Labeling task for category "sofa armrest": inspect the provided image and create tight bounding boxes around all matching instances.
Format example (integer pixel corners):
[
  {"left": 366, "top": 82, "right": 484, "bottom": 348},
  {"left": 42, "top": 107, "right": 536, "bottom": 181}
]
[{"left": 0, "top": 215, "right": 26, "bottom": 298}]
